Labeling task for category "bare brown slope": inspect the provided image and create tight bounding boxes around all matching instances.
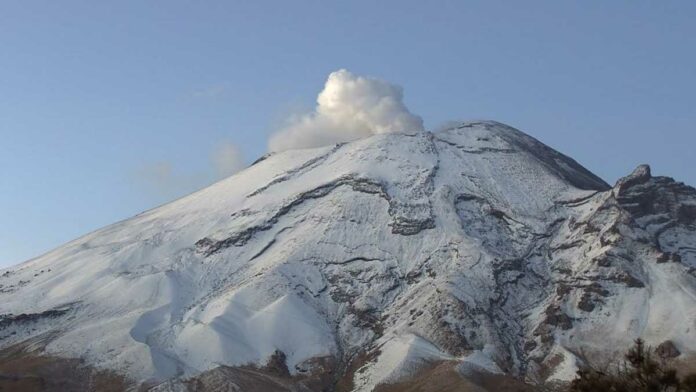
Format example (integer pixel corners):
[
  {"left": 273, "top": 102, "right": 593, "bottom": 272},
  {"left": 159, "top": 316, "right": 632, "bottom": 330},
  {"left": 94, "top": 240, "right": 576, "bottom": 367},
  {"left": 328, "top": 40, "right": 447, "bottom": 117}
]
[
  {"left": 0, "top": 342, "right": 130, "bottom": 392},
  {"left": 373, "top": 361, "right": 539, "bottom": 392}
]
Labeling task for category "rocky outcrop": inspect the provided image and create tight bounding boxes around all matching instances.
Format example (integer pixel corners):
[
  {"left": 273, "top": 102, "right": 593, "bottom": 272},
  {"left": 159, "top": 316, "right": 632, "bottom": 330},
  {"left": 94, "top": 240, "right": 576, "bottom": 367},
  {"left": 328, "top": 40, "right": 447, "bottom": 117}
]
[
  {"left": 656, "top": 340, "right": 681, "bottom": 359},
  {"left": 196, "top": 173, "right": 437, "bottom": 256}
]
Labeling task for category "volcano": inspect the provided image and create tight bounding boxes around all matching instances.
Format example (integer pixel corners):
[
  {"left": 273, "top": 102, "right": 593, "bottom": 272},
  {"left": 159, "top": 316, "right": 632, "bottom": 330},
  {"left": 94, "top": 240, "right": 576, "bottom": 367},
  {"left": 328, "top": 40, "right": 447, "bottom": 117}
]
[{"left": 2, "top": 121, "right": 695, "bottom": 391}]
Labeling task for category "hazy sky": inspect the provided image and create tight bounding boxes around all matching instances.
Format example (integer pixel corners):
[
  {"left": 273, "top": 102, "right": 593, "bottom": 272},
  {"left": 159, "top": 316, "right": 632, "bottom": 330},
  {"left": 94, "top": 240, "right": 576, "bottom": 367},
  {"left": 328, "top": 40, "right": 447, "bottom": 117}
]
[{"left": 2, "top": 1, "right": 695, "bottom": 267}]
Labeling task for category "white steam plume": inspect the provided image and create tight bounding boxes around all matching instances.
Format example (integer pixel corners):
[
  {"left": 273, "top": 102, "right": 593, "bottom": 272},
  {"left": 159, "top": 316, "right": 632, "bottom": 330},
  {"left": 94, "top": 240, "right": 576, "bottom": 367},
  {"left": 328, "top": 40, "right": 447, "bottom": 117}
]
[{"left": 268, "top": 69, "right": 424, "bottom": 152}]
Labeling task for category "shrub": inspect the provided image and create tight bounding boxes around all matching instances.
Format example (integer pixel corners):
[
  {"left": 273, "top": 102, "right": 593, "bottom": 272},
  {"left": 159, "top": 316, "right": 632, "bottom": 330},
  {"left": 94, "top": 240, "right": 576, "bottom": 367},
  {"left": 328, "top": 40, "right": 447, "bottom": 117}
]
[{"left": 569, "top": 339, "right": 695, "bottom": 392}]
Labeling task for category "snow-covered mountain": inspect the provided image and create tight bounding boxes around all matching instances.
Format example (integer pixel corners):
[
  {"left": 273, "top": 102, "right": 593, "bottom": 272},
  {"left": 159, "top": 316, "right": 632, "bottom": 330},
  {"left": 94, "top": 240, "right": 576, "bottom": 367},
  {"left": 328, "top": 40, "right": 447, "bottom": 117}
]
[{"left": 2, "top": 121, "right": 695, "bottom": 391}]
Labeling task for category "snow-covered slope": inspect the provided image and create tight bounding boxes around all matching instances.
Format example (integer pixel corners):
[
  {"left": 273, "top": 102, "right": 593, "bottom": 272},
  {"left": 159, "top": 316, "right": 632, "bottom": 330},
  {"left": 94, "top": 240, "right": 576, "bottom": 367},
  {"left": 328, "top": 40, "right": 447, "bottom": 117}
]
[{"left": 1, "top": 121, "right": 695, "bottom": 391}]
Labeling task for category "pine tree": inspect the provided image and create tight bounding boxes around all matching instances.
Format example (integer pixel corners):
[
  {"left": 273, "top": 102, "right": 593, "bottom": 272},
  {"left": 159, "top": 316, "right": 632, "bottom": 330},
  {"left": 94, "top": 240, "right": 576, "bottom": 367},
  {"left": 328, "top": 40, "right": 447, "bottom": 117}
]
[{"left": 569, "top": 339, "right": 695, "bottom": 392}]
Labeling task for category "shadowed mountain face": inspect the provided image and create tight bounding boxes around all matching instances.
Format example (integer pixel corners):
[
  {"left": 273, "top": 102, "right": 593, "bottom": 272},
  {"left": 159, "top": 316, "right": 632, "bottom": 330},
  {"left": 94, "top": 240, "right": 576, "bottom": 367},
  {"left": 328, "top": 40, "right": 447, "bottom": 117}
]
[{"left": 1, "top": 121, "right": 695, "bottom": 392}]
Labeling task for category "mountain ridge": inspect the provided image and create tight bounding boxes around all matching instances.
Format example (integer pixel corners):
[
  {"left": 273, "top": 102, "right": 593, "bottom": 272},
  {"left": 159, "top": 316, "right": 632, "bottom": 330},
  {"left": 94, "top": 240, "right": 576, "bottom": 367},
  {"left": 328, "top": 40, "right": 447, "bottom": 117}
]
[{"left": 1, "top": 120, "right": 695, "bottom": 392}]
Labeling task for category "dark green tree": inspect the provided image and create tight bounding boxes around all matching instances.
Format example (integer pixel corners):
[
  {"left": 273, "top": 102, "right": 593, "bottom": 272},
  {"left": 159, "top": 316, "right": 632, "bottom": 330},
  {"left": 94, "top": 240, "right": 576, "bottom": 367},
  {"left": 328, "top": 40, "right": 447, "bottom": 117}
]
[{"left": 569, "top": 339, "right": 695, "bottom": 392}]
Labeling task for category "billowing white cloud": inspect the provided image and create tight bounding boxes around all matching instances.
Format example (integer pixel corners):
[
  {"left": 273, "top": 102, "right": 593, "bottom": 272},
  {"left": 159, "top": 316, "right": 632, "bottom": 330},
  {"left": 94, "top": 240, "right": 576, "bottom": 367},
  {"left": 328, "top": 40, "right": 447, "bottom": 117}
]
[
  {"left": 135, "top": 70, "right": 420, "bottom": 201},
  {"left": 211, "top": 141, "right": 245, "bottom": 178},
  {"left": 268, "top": 69, "right": 424, "bottom": 152}
]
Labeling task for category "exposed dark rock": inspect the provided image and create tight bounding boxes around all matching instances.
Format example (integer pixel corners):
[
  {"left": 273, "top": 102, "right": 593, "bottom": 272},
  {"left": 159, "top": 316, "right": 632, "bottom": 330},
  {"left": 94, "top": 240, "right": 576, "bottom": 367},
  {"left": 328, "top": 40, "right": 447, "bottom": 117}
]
[
  {"left": 615, "top": 164, "right": 651, "bottom": 193},
  {"left": 613, "top": 166, "right": 696, "bottom": 229},
  {"left": 389, "top": 216, "right": 435, "bottom": 235},
  {"left": 609, "top": 272, "right": 645, "bottom": 288},
  {"left": 543, "top": 305, "right": 573, "bottom": 330},
  {"left": 0, "top": 307, "right": 71, "bottom": 330},
  {"left": 555, "top": 284, "right": 571, "bottom": 298},
  {"left": 193, "top": 237, "right": 217, "bottom": 254},
  {"left": 349, "top": 307, "right": 384, "bottom": 336},
  {"left": 678, "top": 204, "right": 696, "bottom": 225},
  {"left": 655, "top": 340, "right": 680, "bottom": 359},
  {"left": 657, "top": 251, "right": 682, "bottom": 264},
  {"left": 250, "top": 153, "right": 273, "bottom": 166},
  {"left": 524, "top": 340, "right": 538, "bottom": 353},
  {"left": 657, "top": 252, "right": 670, "bottom": 264},
  {"left": 197, "top": 174, "right": 436, "bottom": 256},
  {"left": 405, "top": 270, "right": 422, "bottom": 284},
  {"left": 265, "top": 350, "right": 290, "bottom": 378},
  {"left": 247, "top": 143, "right": 345, "bottom": 198},
  {"left": 584, "top": 282, "right": 609, "bottom": 297},
  {"left": 577, "top": 292, "right": 596, "bottom": 312}
]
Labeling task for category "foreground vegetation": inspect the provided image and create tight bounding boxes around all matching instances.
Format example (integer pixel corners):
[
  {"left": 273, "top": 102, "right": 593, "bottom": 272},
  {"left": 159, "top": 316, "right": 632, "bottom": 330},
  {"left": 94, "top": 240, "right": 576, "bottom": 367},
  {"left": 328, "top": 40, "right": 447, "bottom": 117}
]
[{"left": 568, "top": 339, "right": 696, "bottom": 392}]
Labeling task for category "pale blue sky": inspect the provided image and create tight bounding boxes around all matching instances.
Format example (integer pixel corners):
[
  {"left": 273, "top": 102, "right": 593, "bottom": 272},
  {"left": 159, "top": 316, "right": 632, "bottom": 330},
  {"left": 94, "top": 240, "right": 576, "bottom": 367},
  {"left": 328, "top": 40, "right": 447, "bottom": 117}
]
[{"left": 1, "top": 1, "right": 695, "bottom": 267}]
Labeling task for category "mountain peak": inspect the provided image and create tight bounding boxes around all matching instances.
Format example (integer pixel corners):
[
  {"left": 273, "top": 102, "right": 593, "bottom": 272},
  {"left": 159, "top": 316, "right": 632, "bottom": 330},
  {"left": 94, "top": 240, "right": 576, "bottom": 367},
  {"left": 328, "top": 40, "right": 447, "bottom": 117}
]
[
  {"left": 436, "top": 120, "right": 610, "bottom": 191},
  {"left": 1, "top": 121, "right": 694, "bottom": 391},
  {"left": 615, "top": 163, "right": 652, "bottom": 189}
]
